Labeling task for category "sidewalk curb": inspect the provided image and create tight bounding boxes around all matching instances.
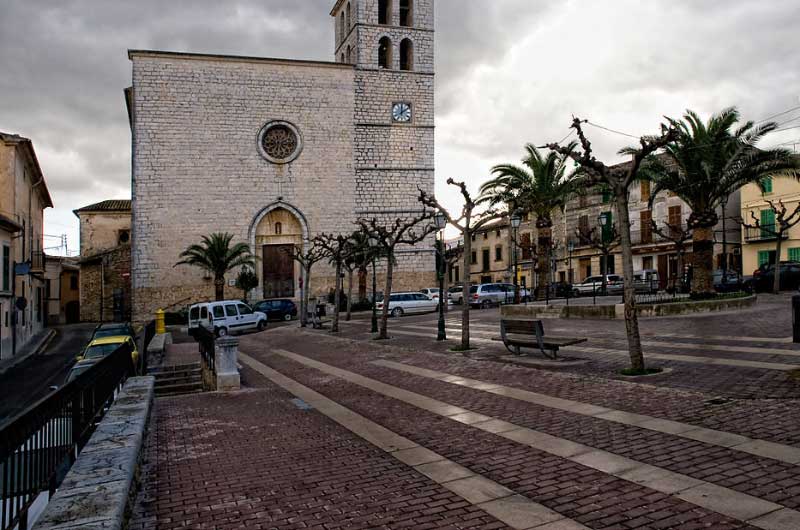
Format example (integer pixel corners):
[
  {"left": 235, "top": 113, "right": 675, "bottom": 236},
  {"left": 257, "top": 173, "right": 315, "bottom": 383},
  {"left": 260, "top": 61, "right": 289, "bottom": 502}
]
[{"left": 0, "top": 328, "right": 57, "bottom": 376}]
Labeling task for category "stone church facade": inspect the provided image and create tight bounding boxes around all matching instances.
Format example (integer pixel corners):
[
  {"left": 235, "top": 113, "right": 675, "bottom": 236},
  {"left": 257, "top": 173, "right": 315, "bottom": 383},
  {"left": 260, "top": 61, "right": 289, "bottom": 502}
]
[{"left": 126, "top": 0, "right": 436, "bottom": 322}]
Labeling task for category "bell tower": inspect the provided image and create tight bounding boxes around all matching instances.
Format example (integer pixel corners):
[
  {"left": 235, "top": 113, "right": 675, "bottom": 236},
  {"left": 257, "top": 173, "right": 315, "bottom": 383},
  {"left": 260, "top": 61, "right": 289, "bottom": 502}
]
[{"left": 331, "top": 0, "right": 436, "bottom": 287}]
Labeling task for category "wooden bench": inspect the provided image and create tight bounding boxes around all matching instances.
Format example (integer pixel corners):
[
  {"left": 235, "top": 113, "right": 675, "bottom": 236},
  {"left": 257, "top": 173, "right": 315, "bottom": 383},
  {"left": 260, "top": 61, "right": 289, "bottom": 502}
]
[{"left": 498, "top": 319, "right": 587, "bottom": 359}]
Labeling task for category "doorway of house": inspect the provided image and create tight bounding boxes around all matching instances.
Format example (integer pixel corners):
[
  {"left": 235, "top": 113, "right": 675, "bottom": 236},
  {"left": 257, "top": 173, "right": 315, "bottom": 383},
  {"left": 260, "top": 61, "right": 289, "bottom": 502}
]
[{"left": 263, "top": 244, "right": 295, "bottom": 299}]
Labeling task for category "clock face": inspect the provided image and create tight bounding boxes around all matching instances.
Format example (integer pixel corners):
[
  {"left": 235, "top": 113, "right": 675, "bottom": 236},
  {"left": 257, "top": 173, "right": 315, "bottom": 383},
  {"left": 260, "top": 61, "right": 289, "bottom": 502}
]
[{"left": 392, "top": 102, "right": 412, "bottom": 123}]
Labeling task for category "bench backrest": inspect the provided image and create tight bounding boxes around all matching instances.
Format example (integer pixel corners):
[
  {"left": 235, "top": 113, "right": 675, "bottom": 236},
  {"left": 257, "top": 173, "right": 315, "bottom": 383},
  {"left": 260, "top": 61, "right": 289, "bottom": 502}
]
[{"left": 501, "top": 319, "right": 545, "bottom": 336}]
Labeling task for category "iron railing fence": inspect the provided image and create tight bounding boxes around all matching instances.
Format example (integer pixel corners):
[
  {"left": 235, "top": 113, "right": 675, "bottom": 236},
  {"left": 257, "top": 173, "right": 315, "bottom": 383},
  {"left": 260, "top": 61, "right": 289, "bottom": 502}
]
[
  {"left": 0, "top": 345, "right": 134, "bottom": 530},
  {"left": 193, "top": 327, "right": 216, "bottom": 375},
  {"left": 743, "top": 226, "right": 787, "bottom": 242}
]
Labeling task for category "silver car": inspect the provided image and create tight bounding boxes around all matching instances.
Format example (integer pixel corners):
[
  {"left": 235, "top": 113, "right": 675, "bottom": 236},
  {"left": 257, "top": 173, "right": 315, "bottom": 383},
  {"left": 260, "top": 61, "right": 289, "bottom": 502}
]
[
  {"left": 377, "top": 291, "right": 438, "bottom": 317},
  {"left": 574, "top": 275, "right": 624, "bottom": 296},
  {"left": 468, "top": 283, "right": 517, "bottom": 308}
]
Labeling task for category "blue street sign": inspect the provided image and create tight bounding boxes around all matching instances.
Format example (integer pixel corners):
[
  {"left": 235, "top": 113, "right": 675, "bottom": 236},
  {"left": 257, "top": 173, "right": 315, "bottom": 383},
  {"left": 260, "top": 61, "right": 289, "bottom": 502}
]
[{"left": 14, "top": 262, "right": 31, "bottom": 275}]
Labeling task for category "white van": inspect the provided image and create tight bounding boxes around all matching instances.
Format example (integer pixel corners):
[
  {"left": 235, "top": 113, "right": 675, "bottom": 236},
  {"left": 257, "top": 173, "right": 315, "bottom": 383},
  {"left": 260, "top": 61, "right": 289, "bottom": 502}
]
[{"left": 188, "top": 300, "right": 268, "bottom": 336}]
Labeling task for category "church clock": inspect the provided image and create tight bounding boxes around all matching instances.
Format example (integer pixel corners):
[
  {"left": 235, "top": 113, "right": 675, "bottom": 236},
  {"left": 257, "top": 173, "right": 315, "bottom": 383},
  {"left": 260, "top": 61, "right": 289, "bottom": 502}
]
[{"left": 392, "top": 102, "right": 412, "bottom": 123}]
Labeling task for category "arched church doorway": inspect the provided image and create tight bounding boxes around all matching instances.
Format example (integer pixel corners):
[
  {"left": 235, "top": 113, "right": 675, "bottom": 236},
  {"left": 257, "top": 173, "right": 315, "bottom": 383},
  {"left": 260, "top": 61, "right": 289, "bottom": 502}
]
[{"left": 254, "top": 207, "right": 304, "bottom": 299}]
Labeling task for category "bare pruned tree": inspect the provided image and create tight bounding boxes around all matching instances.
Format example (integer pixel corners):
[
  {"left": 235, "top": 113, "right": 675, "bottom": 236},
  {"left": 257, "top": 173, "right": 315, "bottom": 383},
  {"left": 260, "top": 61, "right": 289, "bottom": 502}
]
[
  {"left": 418, "top": 179, "right": 503, "bottom": 351},
  {"left": 739, "top": 199, "right": 800, "bottom": 294},
  {"left": 357, "top": 214, "right": 436, "bottom": 340},
  {"left": 546, "top": 117, "right": 678, "bottom": 372},
  {"left": 314, "top": 233, "right": 354, "bottom": 333},
  {"left": 286, "top": 240, "right": 329, "bottom": 328}
]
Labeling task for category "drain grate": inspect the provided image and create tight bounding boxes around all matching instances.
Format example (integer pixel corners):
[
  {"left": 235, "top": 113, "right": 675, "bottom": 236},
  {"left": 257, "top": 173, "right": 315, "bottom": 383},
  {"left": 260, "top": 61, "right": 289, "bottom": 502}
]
[{"left": 290, "top": 398, "right": 314, "bottom": 411}]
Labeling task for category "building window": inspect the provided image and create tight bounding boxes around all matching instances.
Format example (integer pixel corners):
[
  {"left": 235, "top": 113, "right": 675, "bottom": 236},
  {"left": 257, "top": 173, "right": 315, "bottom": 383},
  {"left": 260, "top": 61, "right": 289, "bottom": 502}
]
[
  {"left": 118, "top": 229, "right": 130, "bottom": 244},
  {"left": 495, "top": 246, "right": 503, "bottom": 262},
  {"left": 346, "top": 2, "right": 351, "bottom": 29},
  {"left": 399, "top": 0, "right": 412, "bottom": 26},
  {"left": 45, "top": 279, "right": 51, "bottom": 299},
  {"left": 378, "top": 0, "right": 391, "bottom": 24},
  {"left": 346, "top": 45, "right": 352, "bottom": 64},
  {"left": 275, "top": 222, "right": 283, "bottom": 235},
  {"left": 496, "top": 229, "right": 501, "bottom": 238},
  {"left": 482, "top": 249, "right": 490, "bottom": 272},
  {"left": 642, "top": 256, "right": 653, "bottom": 270},
  {"left": 378, "top": 36, "right": 392, "bottom": 69},
  {"left": 760, "top": 209, "right": 775, "bottom": 238},
  {"left": 601, "top": 186, "right": 611, "bottom": 204},
  {"left": 399, "top": 39, "right": 414, "bottom": 71},
  {"left": 521, "top": 233, "right": 532, "bottom": 260},
  {"left": 789, "top": 248, "right": 800, "bottom": 262},
  {"left": 341, "top": 53, "right": 345, "bottom": 63},
  {"left": 758, "top": 250, "right": 775, "bottom": 267},
  {"left": 483, "top": 232, "right": 488, "bottom": 240},
  {"left": 454, "top": 266, "right": 460, "bottom": 282},
  {"left": 641, "top": 181, "right": 650, "bottom": 203},
  {"left": 1, "top": 245, "right": 9, "bottom": 292},
  {"left": 470, "top": 251, "right": 477, "bottom": 265},
  {"left": 258, "top": 121, "right": 303, "bottom": 164},
  {"left": 470, "top": 233, "right": 476, "bottom": 242},
  {"left": 640, "top": 210, "right": 652, "bottom": 244},
  {"left": 761, "top": 177, "right": 773, "bottom": 194}
]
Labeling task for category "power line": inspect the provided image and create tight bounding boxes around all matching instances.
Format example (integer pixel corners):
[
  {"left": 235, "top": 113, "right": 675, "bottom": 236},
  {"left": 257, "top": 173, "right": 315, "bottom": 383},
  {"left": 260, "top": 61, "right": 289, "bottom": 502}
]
[
  {"left": 756, "top": 104, "right": 800, "bottom": 124},
  {"left": 585, "top": 121, "right": 640, "bottom": 139}
]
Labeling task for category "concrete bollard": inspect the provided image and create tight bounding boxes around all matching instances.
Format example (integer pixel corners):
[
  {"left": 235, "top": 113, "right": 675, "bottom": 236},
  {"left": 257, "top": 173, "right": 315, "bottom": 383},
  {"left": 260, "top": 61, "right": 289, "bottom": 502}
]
[{"left": 215, "top": 336, "right": 241, "bottom": 391}]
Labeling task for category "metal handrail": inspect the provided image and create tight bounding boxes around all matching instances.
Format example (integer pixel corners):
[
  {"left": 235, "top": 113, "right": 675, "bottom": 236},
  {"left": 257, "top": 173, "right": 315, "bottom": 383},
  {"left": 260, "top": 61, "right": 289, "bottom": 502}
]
[
  {"left": 193, "top": 327, "right": 216, "bottom": 375},
  {"left": 0, "top": 345, "right": 134, "bottom": 530}
]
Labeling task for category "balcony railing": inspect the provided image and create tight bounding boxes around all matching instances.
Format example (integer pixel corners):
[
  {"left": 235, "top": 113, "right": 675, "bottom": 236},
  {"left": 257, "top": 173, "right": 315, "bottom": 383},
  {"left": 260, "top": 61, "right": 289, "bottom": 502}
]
[
  {"left": 30, "top": 251, "right": 45, "bottom": 273},
  {"left": 744, "top": 226, "right": 787, "bottom": 243}
]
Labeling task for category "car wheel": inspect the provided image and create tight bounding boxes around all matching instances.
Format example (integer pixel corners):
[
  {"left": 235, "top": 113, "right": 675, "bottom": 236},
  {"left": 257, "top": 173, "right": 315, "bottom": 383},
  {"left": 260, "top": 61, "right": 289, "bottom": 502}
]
[
  {"left": 391, "top": 307, "right": 404, "bottom": 318},
  {"left": 572, "top": 289, "right": 580, "bottom": 298},
  {"left": 457, "top": 297, "right": 463, "bottom": 305},
  {"left": 217, "top": 327, "right": 228, "bottom": 337},
  {"left": 284, "top": 313, "right": 292, "bottom": 322},
  {"left": 481, "top": 300, "right": 491, "bottom": 310},
  {"left": 257, "top": 320, "right": 266, "bottom": 331}
]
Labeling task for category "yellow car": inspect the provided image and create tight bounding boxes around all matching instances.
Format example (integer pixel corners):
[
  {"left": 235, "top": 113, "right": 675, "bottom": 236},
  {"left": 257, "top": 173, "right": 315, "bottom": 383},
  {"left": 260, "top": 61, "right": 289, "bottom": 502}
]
[{"left": 78, "top": 335, "right": 139, "bottom": 371}]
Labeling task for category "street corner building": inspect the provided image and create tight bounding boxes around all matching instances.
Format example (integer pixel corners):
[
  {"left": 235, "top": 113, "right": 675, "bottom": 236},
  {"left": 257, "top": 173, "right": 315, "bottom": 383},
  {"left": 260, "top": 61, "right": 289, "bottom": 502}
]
[{"left": 125, "top": 0, "right": 437, "bottom": 322}]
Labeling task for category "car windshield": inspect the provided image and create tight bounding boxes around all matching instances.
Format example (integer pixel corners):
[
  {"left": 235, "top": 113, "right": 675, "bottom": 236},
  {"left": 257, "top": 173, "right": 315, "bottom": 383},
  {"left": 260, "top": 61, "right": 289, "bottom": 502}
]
[
  {"left": 83, "top": 343, "right": 122, "bottom": 359},
  {"left": 66, "top": 364, "right": 95, "bottom": 383},
  {"left": 449, "top": 287, "right": 461, "bottom": 293},
  {"left": 94, "top": 328, "right": 129, "bottom": 338},
  {"left": 470, "top": 286, "right": 479, "bottom": 293}
]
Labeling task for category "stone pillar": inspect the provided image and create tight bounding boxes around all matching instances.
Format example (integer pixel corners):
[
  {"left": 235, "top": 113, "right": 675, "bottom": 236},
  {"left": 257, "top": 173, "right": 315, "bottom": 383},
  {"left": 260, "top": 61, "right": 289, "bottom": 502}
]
[{"left": 214, "top": 336, "right": 241, "bottom": 391}]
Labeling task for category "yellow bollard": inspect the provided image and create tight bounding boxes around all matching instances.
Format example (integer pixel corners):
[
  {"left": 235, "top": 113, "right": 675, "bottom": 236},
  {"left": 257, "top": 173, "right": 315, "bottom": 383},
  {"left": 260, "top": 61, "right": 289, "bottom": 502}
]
[{"left": 155, "top": 309, "right": 166, "bottom": 335}]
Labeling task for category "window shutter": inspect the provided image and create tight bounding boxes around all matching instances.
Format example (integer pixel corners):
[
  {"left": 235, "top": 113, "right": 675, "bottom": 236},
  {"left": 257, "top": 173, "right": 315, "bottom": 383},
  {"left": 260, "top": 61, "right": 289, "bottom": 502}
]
[
  {"left": 789, "top": 248, "right": 800, "bottom": 262},
  {"left": 758, "top": 250, "right": 771, "bottom": 267}
]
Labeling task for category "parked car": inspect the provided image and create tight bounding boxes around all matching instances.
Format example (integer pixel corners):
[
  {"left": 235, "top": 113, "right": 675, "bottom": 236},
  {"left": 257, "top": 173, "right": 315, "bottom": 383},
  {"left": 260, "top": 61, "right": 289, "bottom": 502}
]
[
  {"left": 253, "top": 299, "right": 298, "bottom": 321},
  {"left": 751, "top": 261, "right": 800, "bottom": 292},
  {"left": 713, "top": 270, "right": 747, "bottom": 293},
  {"left": 78, "top": 335, "right": 139, "bottom": 369},
  {"left": 448, "top": 286, "right": 465, "bottom": 304},
  {"left": 91, "top": 322, "right": 136, "bottom": 341},
  {"left": 633, "top": 270, "right": 660, "bottom": 294},
  {"left": 188, "top": 300, "right": 268, "bottom": 336},
  {"left": 419, "top": 288, "right": 442, "bottom": 300},
  {"left": 64, "top": 358, "right": 101, "bottom": 384},
  {"left": 574, "top": 275, "right": 624, "bottom": 296},
  {"left": 468, "top": 283, "right": 517, "bottom": 309},
  {"left": 376, "top": 292, "right": 438, "bottom": 317}
]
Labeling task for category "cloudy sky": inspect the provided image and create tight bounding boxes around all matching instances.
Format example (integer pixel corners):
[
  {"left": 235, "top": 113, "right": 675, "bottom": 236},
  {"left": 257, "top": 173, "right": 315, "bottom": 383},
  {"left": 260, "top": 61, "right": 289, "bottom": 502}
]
[{"left": 2, "top": 0, "right": 800, "bottom": 254}]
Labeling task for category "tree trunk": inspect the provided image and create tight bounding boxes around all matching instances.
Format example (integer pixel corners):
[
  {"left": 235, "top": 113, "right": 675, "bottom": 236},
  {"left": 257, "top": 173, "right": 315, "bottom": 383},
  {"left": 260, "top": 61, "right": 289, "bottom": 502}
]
[
  {"left": 615, "top": 194, "right": 645, "bottom": 372},
  {"left": 774, "top": 234, "right": 784, "bottom": 294},
  {"left": 461, "top": 226, "right": 472, "bottom": 351},
  {"left": 346, "top": 269, "right": 354, "bottom": 321},
  {"left": 379, "top": 254, "right": 394, "bottom": 340},
  {"left": 691, "top": 226, "right": 715, "bottom": 295},
  {"left": 358, "top": 265, "right": 368, "bottom": 303},
  {"left": 332, "top": 260, "right": 342, "bottom": 333},
  {"left": 536, "top": 226, "right": 552, "bottom": 300},
  {"left": 301, "top": 264, "right": 311, "bottom": 328},
  {"left": 214, "top": 276, "right": 225, "bottom": 301}
]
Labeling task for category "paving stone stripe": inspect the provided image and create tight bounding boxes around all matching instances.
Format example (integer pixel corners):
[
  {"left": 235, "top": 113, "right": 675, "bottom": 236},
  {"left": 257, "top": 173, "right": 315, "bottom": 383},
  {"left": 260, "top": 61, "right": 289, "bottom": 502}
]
[
  {"left": 372, "top": 359, "right": 800, "bottom": 465},
  {"left": 239, "top": 352, "right": 589, "bottom": 530},
  {"left": 443, "top": 321, "right": 794, "bottom": 344},
  {"left": 389, "top": 327, "right": 800, "bottom": 371},
  {"left": 589, "top": 338, "right": 800, "bottom": 359},
  {"left": 267, "top": 348, "right": 800, "bottom": 529}
]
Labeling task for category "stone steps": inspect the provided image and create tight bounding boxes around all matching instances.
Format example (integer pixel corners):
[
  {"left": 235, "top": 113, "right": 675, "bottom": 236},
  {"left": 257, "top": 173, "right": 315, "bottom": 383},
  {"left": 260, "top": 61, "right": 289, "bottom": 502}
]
[{"left": 152, "top": 362, "right": 204, "bottom": 396}]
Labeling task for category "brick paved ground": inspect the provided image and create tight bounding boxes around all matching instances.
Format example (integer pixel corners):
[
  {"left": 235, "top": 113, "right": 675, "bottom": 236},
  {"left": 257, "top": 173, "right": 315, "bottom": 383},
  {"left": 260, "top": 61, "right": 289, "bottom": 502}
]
[
  {"left": 133, "top": 295, "right": 800, "bottom": 529},
  {"left": 130, "top": 380, "right": 508, "bottom": 529}
]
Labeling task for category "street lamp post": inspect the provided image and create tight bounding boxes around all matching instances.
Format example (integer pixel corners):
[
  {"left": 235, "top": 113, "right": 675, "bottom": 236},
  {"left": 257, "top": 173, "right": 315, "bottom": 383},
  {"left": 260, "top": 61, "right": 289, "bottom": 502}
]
[
  {"left": 510, "top": 211, "right": 522, "bottom": 304},
  {"left": 368, "top": 236, "right": 379, "bottom": 334},
  {"left": 598, "top": 213, "right": 609, "bottom": 296},
  {"left": 434, "top": 211, "right": 448, "bottom": 341}
]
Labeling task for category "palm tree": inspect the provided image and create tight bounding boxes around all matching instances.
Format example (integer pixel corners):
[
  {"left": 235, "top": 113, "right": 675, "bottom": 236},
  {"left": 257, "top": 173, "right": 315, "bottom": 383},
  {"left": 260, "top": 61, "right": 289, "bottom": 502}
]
[
  {"left": 176, "top": 233, "right": 255, "bottom": 301},
  {"left": 481, "top": 143, "right": 578, "bottom": 299},
  {"left": 641, "top": 108, "right": 800, "bottom": 295}
]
